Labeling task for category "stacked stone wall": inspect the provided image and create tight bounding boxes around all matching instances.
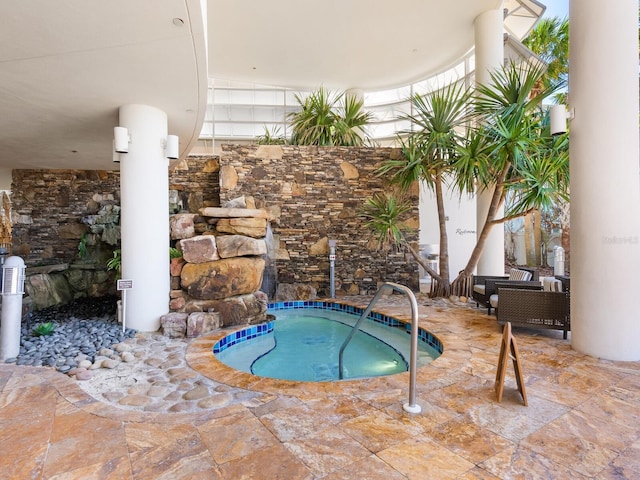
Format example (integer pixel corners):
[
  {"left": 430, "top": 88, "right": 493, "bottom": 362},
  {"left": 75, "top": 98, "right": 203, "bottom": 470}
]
[
  {"left": 11, "top": 170, "right": 121, "bottom": 267},
  {"left": 10, "top": 147, "right": 419, "bottom": 308},
  {"left": 169, "top": 156, "right": 220, "bottom": 214},
  {"left": 219, "top": 144, "right": 420, "bottom": 296}
]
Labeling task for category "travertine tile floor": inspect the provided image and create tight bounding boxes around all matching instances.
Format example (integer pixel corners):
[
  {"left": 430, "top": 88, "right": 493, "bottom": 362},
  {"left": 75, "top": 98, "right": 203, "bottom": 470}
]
[{"left": 1, "top": 295, "right": 639, "bottom": 479}]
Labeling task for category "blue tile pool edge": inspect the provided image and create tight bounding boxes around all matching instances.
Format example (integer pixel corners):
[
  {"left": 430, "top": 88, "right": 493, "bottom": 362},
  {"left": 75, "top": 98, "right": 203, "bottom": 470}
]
[{"left": 212, "top": 301, "right": 443, "bottom": 355}]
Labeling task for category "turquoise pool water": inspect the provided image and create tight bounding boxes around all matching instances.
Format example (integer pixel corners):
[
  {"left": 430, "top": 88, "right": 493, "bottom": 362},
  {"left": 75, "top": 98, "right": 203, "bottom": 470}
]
[{"left": 213, "top": 302, "right": 442, "bottom": 382}]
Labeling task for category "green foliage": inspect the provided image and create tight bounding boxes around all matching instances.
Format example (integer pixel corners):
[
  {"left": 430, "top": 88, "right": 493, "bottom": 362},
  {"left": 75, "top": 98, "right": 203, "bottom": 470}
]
[
  {"left": 522, "top": 16, "right": 569, "bottom": 103},
  {"left": 380, "top": 81, "right": 474, "bottom": 191},
  {"left": 32, "top": 322, "right": 56, "bottom": 337},
  {"left": 472, "top": 62, "right": 568, "bottom": 217},
  {"left": 256, "top": 125, "right": 287, "bottom": 145},
  {"left": 106, "top": 248, "right": 121, "bottom": 276},
  {"left": 289, "top": 87, "right": 373, "bottom": 146},
  {"left": 360, "top": 193, "right": 413, "bottom": 251},
  {"left": 367, "top": 61, "right": 569, "bottom": 291},
  {"left": 169, "top": 247, "right": 183, "bottom": 259},
  {"left": 77, "top": 233, "right": 88, "bottom": 259}
]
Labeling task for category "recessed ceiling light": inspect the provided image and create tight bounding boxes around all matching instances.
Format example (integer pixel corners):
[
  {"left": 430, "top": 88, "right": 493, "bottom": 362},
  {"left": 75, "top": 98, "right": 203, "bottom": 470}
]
[{"left": 172, "top": 18, "right": 184, "bottom": 27}]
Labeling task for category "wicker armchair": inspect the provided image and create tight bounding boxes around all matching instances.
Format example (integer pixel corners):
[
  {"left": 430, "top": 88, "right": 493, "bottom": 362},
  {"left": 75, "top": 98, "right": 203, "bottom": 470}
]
[
  {"left": 472, "top": 268, "right": 539, "bottom": 315},
  {"left": 496, "top": 287, "right": 571, "bottom": 339}
]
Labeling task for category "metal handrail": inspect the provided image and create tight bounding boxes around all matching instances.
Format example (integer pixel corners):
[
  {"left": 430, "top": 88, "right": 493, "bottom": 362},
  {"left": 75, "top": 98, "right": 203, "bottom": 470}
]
[{"left": 338, "top": 282, "right": 422, "bottom": 414}]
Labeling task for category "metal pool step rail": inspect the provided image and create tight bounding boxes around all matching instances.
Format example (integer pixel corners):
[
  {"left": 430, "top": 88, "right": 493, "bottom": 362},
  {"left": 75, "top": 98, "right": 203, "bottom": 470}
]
[{"left": 338, "top": 282, "right": 422, "bottom": 414}]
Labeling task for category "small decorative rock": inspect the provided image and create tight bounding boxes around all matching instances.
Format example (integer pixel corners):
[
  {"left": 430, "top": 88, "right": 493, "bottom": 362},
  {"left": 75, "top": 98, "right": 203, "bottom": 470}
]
[
  {"left": 102, "top": 391, "right": 125, "bottom": 403},
  {"left": 101, "top": 359, "right": 120, "bottom": 369},
  {"left": 74, "top": 369, "right": 93, "bottom": 381},
  {"left": 197, "top": 393, "right": 232, "bottom": 409},
  {"left": 113, "top": 343, "right": 133, "bottom": 353},
  {"left": 78, "top": 359, "right": 93, "bottom": 369},
  {"left": 147, "top": 385, "right": 170, "bottom": 397},
  {"left": 120, "top": 352, "right": 136, "bottom": 363},
  {"left": 168, "top": 402, "right": 195, "bottom": 413},
  {"left": 128, "top": 385, "right": 150, "bottom": 396},
  {"left": 160, "top": 313, "right": 188, "bottom": 338},
  {"left": 118, "top": 395, "right": 151, "bottom": 407},
  {"left": 88, "top": 360, "right": 104, "bottom": 370},
  {"left": 183, "top": 385, "right": 210, "bottom": 400}
]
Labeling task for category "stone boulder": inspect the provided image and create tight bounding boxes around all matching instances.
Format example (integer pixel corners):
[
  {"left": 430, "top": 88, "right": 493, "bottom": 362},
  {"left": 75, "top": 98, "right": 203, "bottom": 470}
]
[
  {"left": 24, "top": 273, "right": 75, "bottom": 309},
  {"left": 179, "top": 235, "right": 219, "bottom": 263},
  {"left": 275, "top": 283, "right": 318, "bottom": 301},
  {"left": 180, "top": 257, "right": 265, "bottom": 300},
  {"left": 183, "top": 292, "right": 268, "bottom": 326},
  {"left": 215, "top": 217, "right": 267, "bottom": 238},
  {"left": 215, "top": 235, "right": 267, "bottom": 258},
  {"left": 187, "top": 311, "right": 222, "bottom": 337},
  {"left": 160, "top": 312, "right": 188, "bottom": 338},
  {"left": 170, "top": 214, "right": 196, "bottom": 240}
]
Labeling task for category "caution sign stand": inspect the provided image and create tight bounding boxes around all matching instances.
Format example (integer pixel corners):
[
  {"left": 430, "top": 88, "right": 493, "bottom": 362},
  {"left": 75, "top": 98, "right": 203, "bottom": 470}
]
[{"left": 495, "top": 322, "right": 527, "bottom": 406}]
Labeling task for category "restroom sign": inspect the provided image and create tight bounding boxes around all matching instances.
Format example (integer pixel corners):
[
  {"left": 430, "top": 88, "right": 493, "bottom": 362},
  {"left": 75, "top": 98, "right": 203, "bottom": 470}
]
[{"left": 117, "top": 279, "right": 133, "bottom": 290}]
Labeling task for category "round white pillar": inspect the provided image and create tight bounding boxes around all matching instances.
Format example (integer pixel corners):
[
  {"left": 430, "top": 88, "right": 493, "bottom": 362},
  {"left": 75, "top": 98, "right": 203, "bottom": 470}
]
[
  {"left": 474, "top": 5, "right": 505, "bottom": 275},
  {"left": 570, "top": 0, "right": 640, "bottom": 360},
  {"left": 118, "top": 104, "right": 170, "bottom": 332}
]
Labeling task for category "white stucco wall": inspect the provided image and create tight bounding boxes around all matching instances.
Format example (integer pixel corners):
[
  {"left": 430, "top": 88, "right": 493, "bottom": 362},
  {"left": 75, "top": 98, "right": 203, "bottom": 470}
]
[{"left": 418, "top": 182, "right": 478, "bottom": 282}]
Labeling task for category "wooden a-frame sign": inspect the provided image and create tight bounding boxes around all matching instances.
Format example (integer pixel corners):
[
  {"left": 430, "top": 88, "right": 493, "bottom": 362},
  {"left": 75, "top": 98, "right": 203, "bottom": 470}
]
[{"left": 495, "top": 322, "right": 528, "bottom": 406}]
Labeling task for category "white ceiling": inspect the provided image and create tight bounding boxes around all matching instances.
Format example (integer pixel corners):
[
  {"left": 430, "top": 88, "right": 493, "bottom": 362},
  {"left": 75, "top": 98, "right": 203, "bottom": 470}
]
[
  {"left": 208, "top": 0, "right": 542, "bottom": 91},
  {"left": 0, "top": 0, "right": 542, "bottom": 171}
]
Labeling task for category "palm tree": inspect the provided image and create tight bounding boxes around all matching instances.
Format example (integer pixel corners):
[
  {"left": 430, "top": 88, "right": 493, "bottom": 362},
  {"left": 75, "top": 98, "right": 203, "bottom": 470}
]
[
  {"left": 289, "top": 88, "right": 373, "bottom": 146},
  {"left": 289, "top": 87, "right": 340, "bottom": 146},
  {"left": 523, "top": 16, "right": 569, "bottom": 103},
  {"left": 375, "top": 81, "right": 473, "bottom": 296},
  {"left": 449, "top": 61, "right": 568, "bottom": 295},
  {"left": 523, "top": 16, "right": 570, "bottom": 263},
  {"left": 364, "top": 62, "right": 568, "bottom": 297},
  {"left": 333, "top": 92, "right": 373, "bottom": 146}
]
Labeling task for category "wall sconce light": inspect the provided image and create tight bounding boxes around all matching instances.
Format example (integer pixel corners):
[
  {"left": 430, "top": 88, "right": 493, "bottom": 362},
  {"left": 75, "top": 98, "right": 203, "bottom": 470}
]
[
  {"left": 114, "top": 126, "right": 130, "bottom": 153},
  {"left": 165, "top": 134, "right": 179, "bottom": 159},
  {"left": 112, "top": 141, "right": 120, "bottom": 163},
  {"left": 550, "top": 105, "right": 574, "bottom": 136}
]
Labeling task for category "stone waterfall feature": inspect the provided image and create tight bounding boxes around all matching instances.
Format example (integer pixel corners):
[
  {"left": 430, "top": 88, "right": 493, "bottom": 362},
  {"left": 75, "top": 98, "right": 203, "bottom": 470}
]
[{"left": 162, "top": 205, "right": 270, "bottom": 338}]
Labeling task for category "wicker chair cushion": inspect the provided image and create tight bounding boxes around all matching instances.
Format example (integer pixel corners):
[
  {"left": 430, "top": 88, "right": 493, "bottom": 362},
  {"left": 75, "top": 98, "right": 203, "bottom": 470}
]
[
  {"left": 509, "top": 268, "right": 533, "bottom": 281},
  {"left": 543, "top": 278, "right": 563, "bottom": 292},
  {"left": 473, "top": 284, "right": 486, "bottom": 294},
  {"left": 489, "top": 294, "right": 499, "bottom": 308}
]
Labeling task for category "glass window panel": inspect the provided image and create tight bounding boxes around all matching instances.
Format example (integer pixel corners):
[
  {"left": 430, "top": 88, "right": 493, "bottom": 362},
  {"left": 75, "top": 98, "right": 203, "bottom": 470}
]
[{"left": 364, "top": 86, "right": 411, "bottom": 106}]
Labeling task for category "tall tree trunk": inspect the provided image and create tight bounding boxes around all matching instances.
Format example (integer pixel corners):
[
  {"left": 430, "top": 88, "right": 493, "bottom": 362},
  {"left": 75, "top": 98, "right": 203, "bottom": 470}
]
[
  {"left": 524, "top": 212, "right": 536, "bottom": 266},
  {"left": 450, "top": 166, "right": 509, "bottom": 296},
  {"left": 404, "top": 242, "right": 449, "bottom": 297},
  {"left": 432, "top": 173, "right": 451, "bottom": 297},
  {"left": 533, "top": 209, "right": 542, "bottom": 265}
]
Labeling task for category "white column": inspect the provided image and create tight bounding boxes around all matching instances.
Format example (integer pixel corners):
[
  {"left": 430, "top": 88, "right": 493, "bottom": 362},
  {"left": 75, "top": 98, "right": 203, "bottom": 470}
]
[
  {"left": 118, "top": 104, "right": 170, "bottom": 332},
  {"left": 569, "top": 0, "right": 640, "bottom": 360},
  {"left": 474, "top": 5, "right": 505, "bottom": 275}
]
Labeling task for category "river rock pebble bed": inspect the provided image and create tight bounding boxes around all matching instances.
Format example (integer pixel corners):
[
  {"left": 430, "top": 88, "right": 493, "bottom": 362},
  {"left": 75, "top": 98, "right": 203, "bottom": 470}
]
[
  {"left": 10, "top": 296, "right": 266, "bottom": 413},
  {"left": 15, "top": 296, "right": 137, "bottom": 372}
]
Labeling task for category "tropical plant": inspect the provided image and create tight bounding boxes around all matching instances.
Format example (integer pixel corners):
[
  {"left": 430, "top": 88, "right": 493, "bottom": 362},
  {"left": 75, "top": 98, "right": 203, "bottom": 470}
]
[
  {"left": 32, "top": 322, "right": 56, "bottom": 337},
  {"left": 77, "top": 233, "right": 88, "bottom": 259},
  {"left": 289, "top": 87, "right": 373, "bottom": 146},
  {"left": 360, "top": 193, "right": 413, "bottom": 252},
  {"left": 365, "top": 61, "right": 569, "bottom": 297},
  {"left": 106, "top": 248, "right": 121, "bottom": 276},
  {"left": 255, "top": 125, "right": 287, "bottom": 145},
  {"left": 376, "top": 81, "right": 474, "bottom": 296},
  {"left": 521, "top": 15, "right": 570, "bottom": 262},
  {"left": 448, "top": 61, "right": 568, "bottom": 295},
  {"left": 523, "top": 16, "right": 569, "bottom": 104}
]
